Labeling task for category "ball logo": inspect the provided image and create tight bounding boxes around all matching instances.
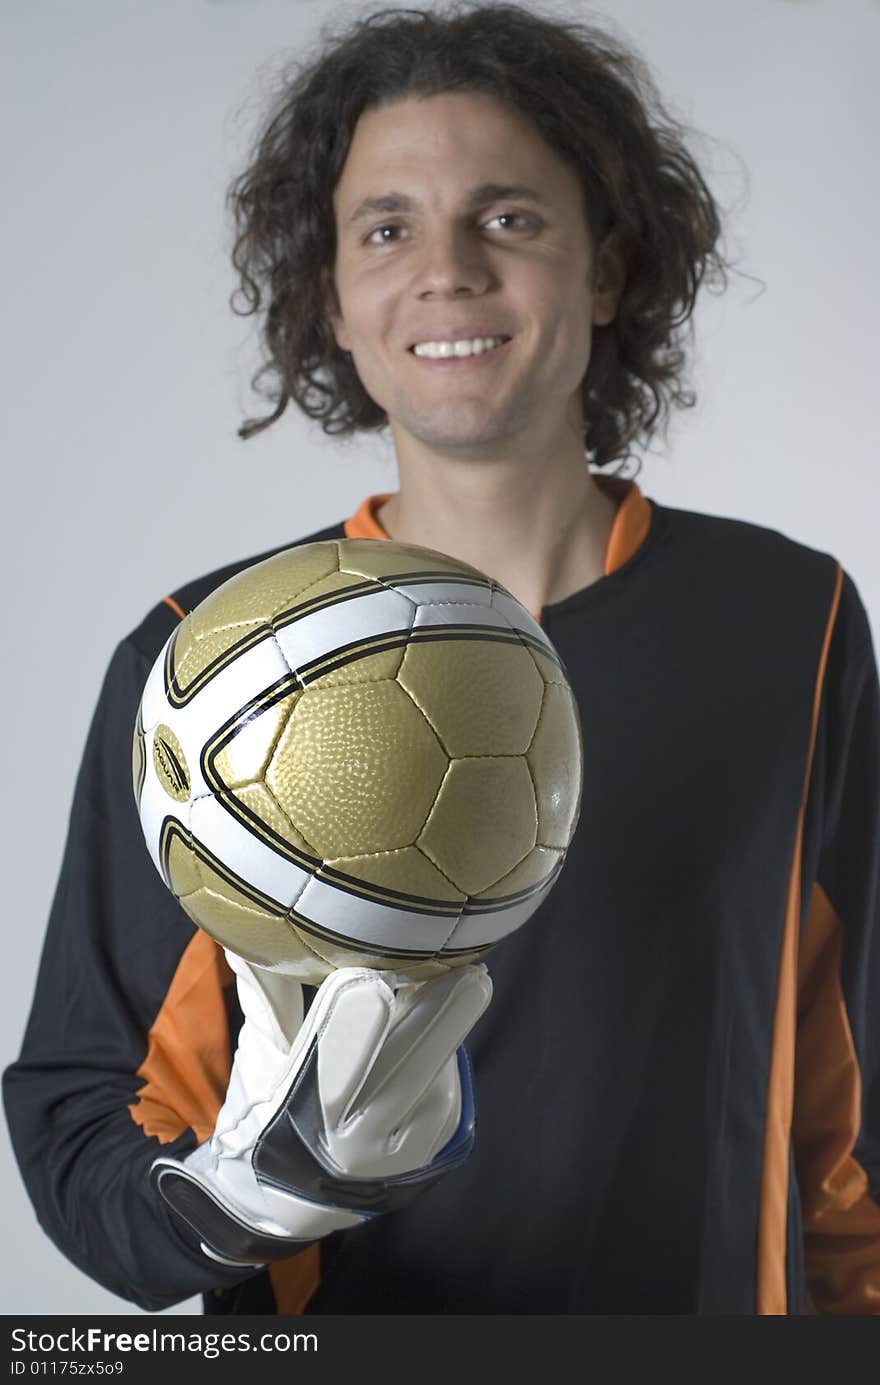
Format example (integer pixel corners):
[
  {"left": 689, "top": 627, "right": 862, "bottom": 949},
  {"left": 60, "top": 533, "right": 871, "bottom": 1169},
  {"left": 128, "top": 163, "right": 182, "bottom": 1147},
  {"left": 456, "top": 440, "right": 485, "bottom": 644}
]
[{"left": 153, "top": 726, "right": 190, "bottom": 802}]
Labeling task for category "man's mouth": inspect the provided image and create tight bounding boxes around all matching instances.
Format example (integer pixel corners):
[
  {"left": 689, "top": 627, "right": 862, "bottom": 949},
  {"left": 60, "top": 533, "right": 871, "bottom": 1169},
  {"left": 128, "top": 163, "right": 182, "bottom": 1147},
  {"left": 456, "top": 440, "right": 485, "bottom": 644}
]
[{"left": 409, "top": 335, "right": 510, "bottom": 359}]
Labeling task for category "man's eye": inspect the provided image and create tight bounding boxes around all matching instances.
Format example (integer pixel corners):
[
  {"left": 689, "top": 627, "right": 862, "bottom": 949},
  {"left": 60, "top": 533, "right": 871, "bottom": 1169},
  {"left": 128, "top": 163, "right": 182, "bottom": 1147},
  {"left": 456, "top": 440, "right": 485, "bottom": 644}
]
[
  {"left": 484, "top": 211, "right": 533, "bottom": 232},
  {"left": 365, "top": 224, "right": 405, "bottom": 245}
]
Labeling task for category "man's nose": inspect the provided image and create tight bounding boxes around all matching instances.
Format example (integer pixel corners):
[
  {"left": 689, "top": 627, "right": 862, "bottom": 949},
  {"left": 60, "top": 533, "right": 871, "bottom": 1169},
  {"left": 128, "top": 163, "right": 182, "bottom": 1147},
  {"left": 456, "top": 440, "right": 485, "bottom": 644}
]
[{"left": 415, "top": 226, "right": 493, "bottom": 298}]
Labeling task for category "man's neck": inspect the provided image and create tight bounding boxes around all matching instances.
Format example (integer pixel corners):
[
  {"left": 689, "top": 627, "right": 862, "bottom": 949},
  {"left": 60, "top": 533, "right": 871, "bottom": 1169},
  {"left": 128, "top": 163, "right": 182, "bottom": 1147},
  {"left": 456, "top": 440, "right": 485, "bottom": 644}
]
[{"left": 375, "top": 436, "right": 620, "bottom": 618}]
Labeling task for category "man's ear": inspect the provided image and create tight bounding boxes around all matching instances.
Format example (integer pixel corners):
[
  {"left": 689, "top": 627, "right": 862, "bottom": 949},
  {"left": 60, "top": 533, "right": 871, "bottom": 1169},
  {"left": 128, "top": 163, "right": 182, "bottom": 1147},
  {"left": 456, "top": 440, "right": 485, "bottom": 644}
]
[
  {"left": 321, "top": 269, "right": 351, "bottom": 351},
  {"left": 590, "top": 227, "right": 628, "bottom": 328}
]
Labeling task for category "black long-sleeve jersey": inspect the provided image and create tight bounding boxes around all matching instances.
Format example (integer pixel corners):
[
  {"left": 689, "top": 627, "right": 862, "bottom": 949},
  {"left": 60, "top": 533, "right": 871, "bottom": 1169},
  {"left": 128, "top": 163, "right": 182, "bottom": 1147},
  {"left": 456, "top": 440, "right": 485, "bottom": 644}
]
[{"left": 5, "top": 477, "right": 880, "bottom": 1314}]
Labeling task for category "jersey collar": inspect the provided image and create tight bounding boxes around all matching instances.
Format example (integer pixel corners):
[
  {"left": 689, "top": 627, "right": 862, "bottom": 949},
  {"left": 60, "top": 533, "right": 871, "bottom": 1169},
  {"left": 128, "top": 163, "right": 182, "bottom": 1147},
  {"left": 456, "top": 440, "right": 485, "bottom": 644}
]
[{"left": 343, "top": 476, "right": 651, "bottom": 577}]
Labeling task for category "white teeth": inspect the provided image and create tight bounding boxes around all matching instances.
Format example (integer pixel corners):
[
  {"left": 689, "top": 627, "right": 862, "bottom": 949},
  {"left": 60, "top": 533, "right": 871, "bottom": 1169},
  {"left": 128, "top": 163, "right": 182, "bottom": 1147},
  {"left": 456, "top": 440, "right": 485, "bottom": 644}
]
[{"left": 413, "top": 336, "right": 506, "bottom": 359}]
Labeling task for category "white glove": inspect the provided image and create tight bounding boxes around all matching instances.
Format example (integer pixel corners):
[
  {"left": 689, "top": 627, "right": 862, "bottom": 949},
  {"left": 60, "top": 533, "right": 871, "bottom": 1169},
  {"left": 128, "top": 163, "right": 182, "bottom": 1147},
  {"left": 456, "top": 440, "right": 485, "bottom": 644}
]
[{"left": 151, "top": 950, "right": 493, "bottom": 1268}]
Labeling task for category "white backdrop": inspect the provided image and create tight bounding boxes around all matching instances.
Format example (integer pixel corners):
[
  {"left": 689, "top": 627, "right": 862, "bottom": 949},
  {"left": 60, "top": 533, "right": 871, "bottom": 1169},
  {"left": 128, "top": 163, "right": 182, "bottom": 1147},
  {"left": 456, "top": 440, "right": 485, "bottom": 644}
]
[{"left": 1, "top": 0, "right": 877, "bottom": 1314}]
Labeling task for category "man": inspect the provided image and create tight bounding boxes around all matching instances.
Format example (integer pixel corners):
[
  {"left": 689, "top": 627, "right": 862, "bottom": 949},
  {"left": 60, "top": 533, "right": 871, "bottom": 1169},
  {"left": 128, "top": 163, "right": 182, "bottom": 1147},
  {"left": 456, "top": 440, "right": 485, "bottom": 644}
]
[{"left": 5, "top": 4, "right": 879, "bottom": 1315}]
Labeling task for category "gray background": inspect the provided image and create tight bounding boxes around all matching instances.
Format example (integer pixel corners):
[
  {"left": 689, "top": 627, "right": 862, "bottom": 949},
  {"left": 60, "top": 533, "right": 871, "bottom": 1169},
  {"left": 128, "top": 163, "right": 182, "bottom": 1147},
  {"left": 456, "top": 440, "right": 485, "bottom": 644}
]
[{"left": 2, "top": 0, "right": 877, "bottom": 1314}]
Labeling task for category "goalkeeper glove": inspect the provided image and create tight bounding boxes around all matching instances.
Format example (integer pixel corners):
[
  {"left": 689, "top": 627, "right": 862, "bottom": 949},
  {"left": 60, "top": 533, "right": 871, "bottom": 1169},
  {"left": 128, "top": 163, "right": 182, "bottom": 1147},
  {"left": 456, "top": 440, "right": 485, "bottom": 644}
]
[{"left": 151, "top": 950, "right": 492, "bottom": 1267}]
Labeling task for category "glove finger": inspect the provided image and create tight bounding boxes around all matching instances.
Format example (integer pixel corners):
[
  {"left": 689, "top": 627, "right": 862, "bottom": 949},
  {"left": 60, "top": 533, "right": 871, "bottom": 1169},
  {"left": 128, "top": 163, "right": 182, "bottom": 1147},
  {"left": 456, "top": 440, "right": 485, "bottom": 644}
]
[
  {"left": 346, "top": 964, "right": 491, "bottom": 1134},
  {"left": 387, "top": 1052, "right": 461, "bottom": 1167},
  {"left": 314, "top": 969, "right": 397, "bottom": 1133},
  {"left": 212, "top": 967, "right": 391, "bottom": 1158},
  {"left": 326, "top": 1049, "right": 462, "bottom": 1178},
  {"left": 224, "top": 948, "right": 305, "bottom": 1049}
]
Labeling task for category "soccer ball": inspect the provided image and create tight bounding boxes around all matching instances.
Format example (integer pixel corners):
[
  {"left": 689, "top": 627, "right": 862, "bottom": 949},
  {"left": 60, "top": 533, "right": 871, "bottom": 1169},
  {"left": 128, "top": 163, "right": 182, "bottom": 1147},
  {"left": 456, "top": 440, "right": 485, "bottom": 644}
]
[{"left": 133, "top": 538, "right": 583, "bottom": 983}]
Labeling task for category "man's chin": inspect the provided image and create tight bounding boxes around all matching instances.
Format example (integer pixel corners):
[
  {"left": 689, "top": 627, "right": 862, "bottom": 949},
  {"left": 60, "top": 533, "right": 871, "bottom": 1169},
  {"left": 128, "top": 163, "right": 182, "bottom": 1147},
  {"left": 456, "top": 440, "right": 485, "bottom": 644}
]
[{"left": 392, "top": 403, "right": 523, "bottom": 453}]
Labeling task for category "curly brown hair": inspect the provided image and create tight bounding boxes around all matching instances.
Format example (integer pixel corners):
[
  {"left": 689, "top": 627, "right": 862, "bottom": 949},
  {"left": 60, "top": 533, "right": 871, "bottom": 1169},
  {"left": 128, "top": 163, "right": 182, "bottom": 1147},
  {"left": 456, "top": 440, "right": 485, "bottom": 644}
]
[{"left": 227, "top": 2, "right": 739, "bottom": 469}]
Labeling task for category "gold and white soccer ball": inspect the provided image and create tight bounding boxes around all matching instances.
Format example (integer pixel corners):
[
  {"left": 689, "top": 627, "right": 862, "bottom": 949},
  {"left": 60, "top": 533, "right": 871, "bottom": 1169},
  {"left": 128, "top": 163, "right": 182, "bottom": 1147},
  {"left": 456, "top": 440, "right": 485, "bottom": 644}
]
[{"left": 132, "top": 538, "right": 583, "bottom": 983}]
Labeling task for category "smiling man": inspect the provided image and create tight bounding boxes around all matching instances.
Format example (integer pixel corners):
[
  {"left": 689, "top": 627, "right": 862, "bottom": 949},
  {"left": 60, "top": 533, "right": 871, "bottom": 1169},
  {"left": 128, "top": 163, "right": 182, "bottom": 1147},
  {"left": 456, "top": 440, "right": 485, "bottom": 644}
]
[{"left": 5, "top": 3, "right": 880, "bottom": 1317}]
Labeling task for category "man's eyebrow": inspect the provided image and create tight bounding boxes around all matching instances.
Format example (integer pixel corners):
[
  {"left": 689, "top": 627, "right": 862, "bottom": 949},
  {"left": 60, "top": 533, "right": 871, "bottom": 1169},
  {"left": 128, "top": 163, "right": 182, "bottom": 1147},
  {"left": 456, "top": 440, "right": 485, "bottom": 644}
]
[
  {"left": 346, "top": 193, "right": 414, "bottom": 227},
  {"left": 344, "top": 184, "right": 548, "bottom": 227}
]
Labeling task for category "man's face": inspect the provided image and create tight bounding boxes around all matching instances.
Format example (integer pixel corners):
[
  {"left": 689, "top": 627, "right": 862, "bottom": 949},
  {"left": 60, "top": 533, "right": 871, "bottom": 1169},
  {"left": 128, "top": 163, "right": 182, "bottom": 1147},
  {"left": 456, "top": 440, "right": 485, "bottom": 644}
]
[{"left": 330, "top": 90, "right": 622, "bottom": 455}]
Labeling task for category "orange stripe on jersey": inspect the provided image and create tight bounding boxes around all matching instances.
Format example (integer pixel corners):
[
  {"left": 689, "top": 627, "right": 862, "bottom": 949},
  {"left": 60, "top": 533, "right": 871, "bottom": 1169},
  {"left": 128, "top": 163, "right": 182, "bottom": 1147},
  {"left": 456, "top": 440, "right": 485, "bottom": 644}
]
[
  {"left": 128, "top": 930, "right": 234, "bottom": 1145},
  {"left": 269, "top": 1253, "right": 321, "bottom": 1315},
  {"left": 595, "top": 475, "right": 652, "bottom": 576},
  {"left": 755, "top": 562, "right": 844, "bottom": 1314},
  {"left": 163, "top": 595, "right": 187, "bottom": 621},
  {"left": 344, "top": 494, "right": 395, "bottom": 540},
  {"left": 793, "top": 882, "right": 880, "bottom": 1314}
]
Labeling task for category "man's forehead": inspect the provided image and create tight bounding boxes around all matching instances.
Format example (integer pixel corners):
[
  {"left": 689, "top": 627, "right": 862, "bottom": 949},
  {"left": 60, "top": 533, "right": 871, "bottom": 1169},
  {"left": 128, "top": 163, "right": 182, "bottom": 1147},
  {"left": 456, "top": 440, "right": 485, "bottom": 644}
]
[{"left": 333, "top": 93, "right": 574, "bottom": 212}]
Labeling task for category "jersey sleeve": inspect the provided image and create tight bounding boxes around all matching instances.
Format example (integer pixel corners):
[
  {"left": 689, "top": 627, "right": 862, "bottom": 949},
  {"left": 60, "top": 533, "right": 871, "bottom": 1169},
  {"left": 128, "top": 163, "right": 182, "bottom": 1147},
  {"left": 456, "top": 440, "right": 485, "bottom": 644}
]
[
  {"left": 793, "top": 570, "right": 880, "bottom": 1315},
  {"left": 2, "top": 630, "right": 266, "bottom": 1311}
]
